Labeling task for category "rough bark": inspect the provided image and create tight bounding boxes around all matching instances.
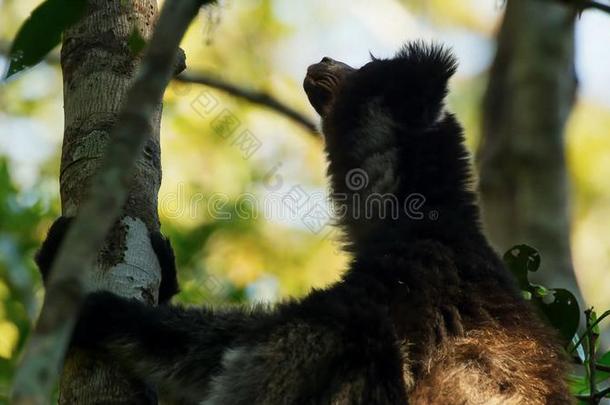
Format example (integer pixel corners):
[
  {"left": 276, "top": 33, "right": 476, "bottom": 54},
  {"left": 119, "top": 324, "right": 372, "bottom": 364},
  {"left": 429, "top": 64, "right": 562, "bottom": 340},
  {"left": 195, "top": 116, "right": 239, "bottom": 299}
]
[
  {"left": 477, "top": 1, "right": 579, "bottom": 294},
  {"left": 11, "top": 0, "right": 205, "bottom": 403},
  {"left": 58, "top": 2, "right": 163, "bottom": 401}
]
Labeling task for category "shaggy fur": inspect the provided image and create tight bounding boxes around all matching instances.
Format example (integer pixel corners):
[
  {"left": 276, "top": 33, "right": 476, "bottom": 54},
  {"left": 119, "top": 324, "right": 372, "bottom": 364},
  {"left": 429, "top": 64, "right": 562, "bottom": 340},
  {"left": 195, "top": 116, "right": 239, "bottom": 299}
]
[{"left": 37, "top": 42, "right": 572, "bottom": 404}]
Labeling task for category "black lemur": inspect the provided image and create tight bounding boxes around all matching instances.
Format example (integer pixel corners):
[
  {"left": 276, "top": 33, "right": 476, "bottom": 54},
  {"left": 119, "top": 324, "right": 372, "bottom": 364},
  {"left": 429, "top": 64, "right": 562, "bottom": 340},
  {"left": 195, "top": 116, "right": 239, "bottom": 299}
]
[{"left": 37, "top": 42, "right": 572, "bottom": 404}]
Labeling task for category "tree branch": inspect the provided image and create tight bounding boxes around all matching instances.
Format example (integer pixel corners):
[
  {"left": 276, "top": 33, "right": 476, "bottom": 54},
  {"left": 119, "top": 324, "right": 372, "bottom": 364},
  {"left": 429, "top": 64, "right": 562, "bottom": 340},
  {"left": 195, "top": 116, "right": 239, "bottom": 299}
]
[
  {"left": 586, "top": 309, "right": 599, "bottom": 403},
  {"left": 582, "top": 0, "right": 610, "bottom": 13},
  {"left": 572, "top": 356, "right": 610, "bottom": 373},
  {"left": 176, "top": 71, "right": 318, "bottom": 133},
  {"left": 10, "top": 1, "right": 210, "bottom": 403},
  {"left": 571, "top": 310, "right": 610, "bottom": 354},
  {"left": 595, "top": 363, "right": 610, "bottom": 373},
  {"left": 1, "top": 41, "right": 318, "bottom": 134},
  {"left": 574, "top": 386, "right": 610, "bottom": 403},
  {"left": 554, "top": 0, "right": 610, "bottom": 14}
]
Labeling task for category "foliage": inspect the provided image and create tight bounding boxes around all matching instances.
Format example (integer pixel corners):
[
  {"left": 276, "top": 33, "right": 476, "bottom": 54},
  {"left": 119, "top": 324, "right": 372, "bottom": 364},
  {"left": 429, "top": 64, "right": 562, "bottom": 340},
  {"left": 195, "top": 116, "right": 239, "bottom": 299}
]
[
  {"left": 504, "top": 245, "right": 610, "bottom": 404},
  {"left": 2, "top": 0, "right": 610, "bottom": 402},
  {"left": 0, "top": 159, "right": 55, "bottom": 399},
  {"left": 4, "top": 0, "right": 87, "bottom": 78},
  {"left": 504, "top": 244, "right": 580, "bottom": 343}
]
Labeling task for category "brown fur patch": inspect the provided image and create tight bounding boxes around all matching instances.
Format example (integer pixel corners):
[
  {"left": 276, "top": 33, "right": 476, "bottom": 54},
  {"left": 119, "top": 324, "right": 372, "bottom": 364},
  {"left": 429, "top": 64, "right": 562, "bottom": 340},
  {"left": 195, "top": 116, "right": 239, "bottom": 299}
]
[{"left": 408, "top": 323, "right": 573, "bottom": 404}]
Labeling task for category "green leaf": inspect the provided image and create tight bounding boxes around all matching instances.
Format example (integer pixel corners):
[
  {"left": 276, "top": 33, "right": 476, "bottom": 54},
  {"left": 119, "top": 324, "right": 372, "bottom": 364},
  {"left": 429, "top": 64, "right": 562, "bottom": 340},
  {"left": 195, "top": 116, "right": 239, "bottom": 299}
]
[
  {"left": 531, "top": 284, "right": 550, "bottom": 298},
  {"left": 594, "top": 351, "right": 610, "bottom": 383},
  {"left": 503, "top": 244, "right": 540, "bottom": 290},
  {"left": 127, "top": 28, "right": 146, "bottom": 56},
  {"left": 534, "top": 288, "right": 580, "bottom": 344},
  {"left": 5, "top": 0, "right": 88, "bottom": 79},
  {"left": 503, "top": 245, "right": 580, "bottom": 344},
  {"left": 568, "top": 373, "right": 588, "bottom": 395},
  {"left": 590, "top": 310, "right": 601, "bottom": 336}
]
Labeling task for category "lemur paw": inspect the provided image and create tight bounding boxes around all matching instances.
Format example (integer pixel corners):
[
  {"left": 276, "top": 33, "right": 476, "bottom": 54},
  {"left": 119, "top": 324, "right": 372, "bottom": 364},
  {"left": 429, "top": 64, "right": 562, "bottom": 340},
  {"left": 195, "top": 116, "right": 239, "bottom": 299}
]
[
  {"left": 35, "top": 216, "right": 74, "bottom": 283},
  {"left": 71, "top": 291, "right": 139, "bottom": 349},
  {"left": 150, "top": 232, "right": 179, "bottom": 304},
  {"left": 36, "top": 216, "right": 179, "bottom": 304}
]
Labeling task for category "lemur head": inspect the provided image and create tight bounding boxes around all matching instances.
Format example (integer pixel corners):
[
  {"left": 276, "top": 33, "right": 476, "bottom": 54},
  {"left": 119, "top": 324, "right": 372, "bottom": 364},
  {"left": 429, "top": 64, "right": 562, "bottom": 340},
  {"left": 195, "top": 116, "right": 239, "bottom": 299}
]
[
  {"left": 303, "top": 42, "right": 457, "bottom": 137},
  {"left": 303, "top": 57, "right": 356, "bottom": 117},
  {"left": 303, "top": 43, "right": 464, "bottom": 243}
]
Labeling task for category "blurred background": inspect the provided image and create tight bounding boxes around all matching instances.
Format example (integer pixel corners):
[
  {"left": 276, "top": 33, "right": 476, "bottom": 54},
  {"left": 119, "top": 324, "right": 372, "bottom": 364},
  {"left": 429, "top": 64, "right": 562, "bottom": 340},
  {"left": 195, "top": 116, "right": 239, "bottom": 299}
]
[{"left": 1, "top": 0, "right": 609, "bottom": 398}]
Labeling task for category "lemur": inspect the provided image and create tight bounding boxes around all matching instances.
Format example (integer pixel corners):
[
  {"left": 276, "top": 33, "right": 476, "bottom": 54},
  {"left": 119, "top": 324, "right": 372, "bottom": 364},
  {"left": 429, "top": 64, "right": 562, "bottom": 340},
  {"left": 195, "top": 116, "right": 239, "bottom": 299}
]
[{"left": 37, "top": 42, "right": 572, "bottom": 404}]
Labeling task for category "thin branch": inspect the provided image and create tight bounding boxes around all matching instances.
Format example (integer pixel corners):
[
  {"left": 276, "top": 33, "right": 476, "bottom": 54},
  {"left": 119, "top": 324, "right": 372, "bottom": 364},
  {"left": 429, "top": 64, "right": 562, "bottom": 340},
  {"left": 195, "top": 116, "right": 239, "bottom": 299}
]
[
  {"left": 596, "top": 363, "right": 610, "bottom": 373},
  {"left": 554, "top": 0, "right": 610, "bottom": 14},
  {"left": 571, "top": 310, "right": 610, "bottom": 354},
  {"left": 1, "top": 41, "right": 318, "bottom": 135},
  {"left": 10, "top": 0, "right": 210, "bottom": 402},
  {"left": 176, "top": 71, "right": 318, "bottom": 133},
  {"left": 583, "top": 0, "right": 610, "bottom": 13},
  {"left": 586, "top": 309, "right": 599, "bottom": 403},
  {"left": 572, "top": 355, "right": 610, "bottom": 373},
  {"left": 598, "top": 386, "right": 610, "bottom": 399},
  {"left": 575, "top": 386, "right": 610, "bottom": 402}
]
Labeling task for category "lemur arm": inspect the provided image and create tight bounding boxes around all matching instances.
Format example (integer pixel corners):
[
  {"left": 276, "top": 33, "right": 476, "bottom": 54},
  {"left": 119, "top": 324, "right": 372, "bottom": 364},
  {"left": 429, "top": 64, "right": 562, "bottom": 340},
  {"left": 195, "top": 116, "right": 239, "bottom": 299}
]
[
  {"left": 71, "top": 290, "right": 408, "bottom": 404},
  {"left": 36, "top": 217, "right": 267, "bottom": 401},
  {"left": 71, "top": 291, "right": 262, "bottom": 402},
  {"left": 36, "top": 216, "right": 179, "bottom": 303}
]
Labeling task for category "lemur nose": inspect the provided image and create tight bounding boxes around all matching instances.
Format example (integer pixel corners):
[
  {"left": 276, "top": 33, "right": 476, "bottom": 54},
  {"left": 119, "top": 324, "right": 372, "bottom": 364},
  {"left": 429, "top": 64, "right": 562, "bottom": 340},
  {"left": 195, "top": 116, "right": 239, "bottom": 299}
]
[{"left": 321, "top": 57, "right": 334, "bottom": 64}]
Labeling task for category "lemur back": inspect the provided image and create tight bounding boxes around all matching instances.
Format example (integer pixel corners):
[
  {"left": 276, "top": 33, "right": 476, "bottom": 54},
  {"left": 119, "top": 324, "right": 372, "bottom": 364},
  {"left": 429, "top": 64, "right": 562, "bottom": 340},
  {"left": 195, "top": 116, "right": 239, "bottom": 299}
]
[{"left": 37, "top": 42, "right": 572, "bottom": 404}]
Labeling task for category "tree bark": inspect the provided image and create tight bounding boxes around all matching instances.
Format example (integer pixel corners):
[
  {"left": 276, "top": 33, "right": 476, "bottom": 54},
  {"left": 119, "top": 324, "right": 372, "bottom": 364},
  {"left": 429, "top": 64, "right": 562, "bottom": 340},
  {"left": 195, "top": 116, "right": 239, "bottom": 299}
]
[
  {"left": 58, "top": 0, "right": 162, "bottom": 402},
  {"left": 477, "top": 1, "right": 579, "bottom": 294},
  {"left": 11, "top": 1, "right": 203, "bottom": 402}
]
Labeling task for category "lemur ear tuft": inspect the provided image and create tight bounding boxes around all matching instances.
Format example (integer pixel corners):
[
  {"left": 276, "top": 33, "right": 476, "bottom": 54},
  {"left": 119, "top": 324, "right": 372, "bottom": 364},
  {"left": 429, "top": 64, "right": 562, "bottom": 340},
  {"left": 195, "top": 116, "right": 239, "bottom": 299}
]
[{"left": 395, "top": 41, "right": 458, "bottom": 82}]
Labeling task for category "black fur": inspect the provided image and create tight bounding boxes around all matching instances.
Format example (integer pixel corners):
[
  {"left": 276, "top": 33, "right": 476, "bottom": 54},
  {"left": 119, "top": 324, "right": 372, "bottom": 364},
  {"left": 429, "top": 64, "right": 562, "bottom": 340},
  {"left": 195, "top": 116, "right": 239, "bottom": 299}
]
[
  {"left": 42, "top": 42, "right": 570, "bottom": 404},
  {"left": 149, "top": 232, "right": 179, "bottom": 303},
  {"left": 322, "top": 43, "right": 479, "bottom": 250},
  {"left": 35, "top": 216, "right": 73, "bottom": 283},
  {"left": 36, "top": 216, "right": 179, "bottom": 304}
]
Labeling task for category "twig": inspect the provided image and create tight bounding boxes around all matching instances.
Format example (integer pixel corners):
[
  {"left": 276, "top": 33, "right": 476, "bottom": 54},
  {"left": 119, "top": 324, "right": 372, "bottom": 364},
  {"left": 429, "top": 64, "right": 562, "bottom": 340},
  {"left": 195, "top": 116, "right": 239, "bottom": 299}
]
[
  {"left": 596, "top": 363, "right": 610, "bottom": 373},
  {"left": 586, "top": 309, "right": 598, "bottom": 403},
  {"left": 571, "top": 310, "right": 610, "bottom": 354},
  {"left": 554, "top": 0, "right": 610, "bottom": 14},
  {"left": 1, "top": 41, "right": 318, "bottom": 135},
  {"left": 176, "top": 71, "right": 318, "bottom": 133},
  {"left": 583, "top": 0, "right": 610, "bottom": 13},
  {"left": 598, "top": 386, "right": 610, "bottom": 399},
  {"left": 575, "top": 386, "right": 610, "bottom": 402},
  {"left": 572, "top": 355, "right": 610, "bottom": 373},
  {"left": 10, "top": 1, "right": 210, "bottom": 403}
]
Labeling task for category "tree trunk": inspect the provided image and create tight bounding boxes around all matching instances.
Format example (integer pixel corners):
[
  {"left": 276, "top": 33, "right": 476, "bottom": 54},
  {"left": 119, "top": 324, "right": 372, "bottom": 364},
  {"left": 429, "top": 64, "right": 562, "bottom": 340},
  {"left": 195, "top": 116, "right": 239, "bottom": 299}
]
[
  {"left": 58, "top": 0, "right": 163, "bottom": 402},
  {"left": 477, "top": 0, "right": 579, "bottom": 294}
]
